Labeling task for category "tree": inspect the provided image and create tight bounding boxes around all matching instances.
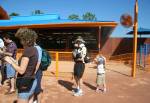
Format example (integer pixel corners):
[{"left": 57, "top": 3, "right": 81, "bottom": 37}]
[
  {"left": 32, "top": 10, "right": 44, "bottom": 15},
  {"left": 68, "top": 14, "right": 80, "bottom": 20},
  {"left": 82, "top": 12, "right": 97, "bottom": 20},
  {"left": 9, "top": 12, "right": 19, "bottom": 16}
]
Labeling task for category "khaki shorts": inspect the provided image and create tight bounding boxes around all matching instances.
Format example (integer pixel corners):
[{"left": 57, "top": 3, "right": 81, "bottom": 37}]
[{"left": 96, "top": 73, "right": 105, "bottom": 85}]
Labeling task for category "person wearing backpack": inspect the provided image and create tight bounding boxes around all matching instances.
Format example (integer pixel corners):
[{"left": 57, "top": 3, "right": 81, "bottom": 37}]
[
  {"left": 29, "top": 38, "right": 43, "bottom": 103},
  {"left": 72, "top": 36, "right": 87, "bottom": 96},
  {"left": 94, "top": 53, "right": 106, "bottom": 93},
  {"left": 29, "top": 36, "right": 51, "bottom": 103},
  {"left": 4, "top": 28, "right": 38, "bottom": 103},
  {"left": 34, "top": 44, "right": 43, "bottom": 103}
]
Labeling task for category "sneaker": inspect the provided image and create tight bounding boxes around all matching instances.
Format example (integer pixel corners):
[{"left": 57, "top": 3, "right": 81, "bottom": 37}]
[
  {"left": 78, "top": 89, "right": 83, "bottom": 94},
  {"left": 73, "top": 91, "right": 83, "bottom": 96},
  {"left": 96, "top": 88, "right": 100, "bottom": 93},
  {"left": 103, "top": 88, "right": 106, "bottom": 93},
  {"left": 72, "top": 88, "right": 78, "bottom": 93},
  {"left": 73, "top": 89, "right": 83, "bottom": 96},
  {"left": 33, "top": 100, "right": 37, "bottom": 103}
]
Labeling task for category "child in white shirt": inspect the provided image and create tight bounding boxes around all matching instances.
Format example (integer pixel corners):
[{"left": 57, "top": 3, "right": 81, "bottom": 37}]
[{"left": 94, "top": 54, "right": 106, "bottom": 93}]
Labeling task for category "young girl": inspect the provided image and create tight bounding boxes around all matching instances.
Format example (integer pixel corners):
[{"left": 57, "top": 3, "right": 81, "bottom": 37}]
[{"left": 94, "top": 54, "right": 106, "bottom": 93}]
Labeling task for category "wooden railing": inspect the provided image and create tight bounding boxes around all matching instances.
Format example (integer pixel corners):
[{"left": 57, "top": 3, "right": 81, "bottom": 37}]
[{"left": 109, "top": 53, "right": 133, "bottom": 61}]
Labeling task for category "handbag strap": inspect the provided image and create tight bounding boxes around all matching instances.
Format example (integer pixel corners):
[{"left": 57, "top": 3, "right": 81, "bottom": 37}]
[{"left": 33, "top": 45, "right": 42, "bottom": 75}]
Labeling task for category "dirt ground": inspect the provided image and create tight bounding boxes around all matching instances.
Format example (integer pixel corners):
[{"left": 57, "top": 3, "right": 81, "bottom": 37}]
[{"left": 0, "top": 61, "right": 150, "bottom": 103}]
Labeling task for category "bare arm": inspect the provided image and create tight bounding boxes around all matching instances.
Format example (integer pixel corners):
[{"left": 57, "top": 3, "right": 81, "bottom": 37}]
[
  {"left": 0, "top": 49, "right": 12, "bottom": 56},
  {"left": 3, "top": 52, "right": 12, "bottom": 56},
  {"left": 93, "top": 55, "right": 99, "bottom": 64},
  {"left": 4, "top": 56, "right": 29, "bottom": 75}
]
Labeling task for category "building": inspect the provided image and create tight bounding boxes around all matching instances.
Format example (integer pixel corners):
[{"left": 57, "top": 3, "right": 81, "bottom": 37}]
[
  {"left": 2, "top": 6, "right": 150, "bottom": 71},
  {"left": 0, "top": 6, "right": 119, "bottom": 58}
]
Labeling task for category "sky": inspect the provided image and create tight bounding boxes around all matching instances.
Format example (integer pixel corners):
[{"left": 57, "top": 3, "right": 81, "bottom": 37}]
[{"left": 0, "top": 0, "right": 150, "bottom": 37}]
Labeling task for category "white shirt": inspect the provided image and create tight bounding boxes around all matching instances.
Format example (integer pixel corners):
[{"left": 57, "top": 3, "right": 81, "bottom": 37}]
[
  {"left": 72, "top": 43, "right": 87, "bottom": 63},
  {"left": 79, "top": 44, "right": 87, "bottom": 61},
  {"left": 35, "top": 45, "right": 42, "bottom": 63},
  {"left": 0, "top": 38, "right": 4, "bottom": 48},
  {"left": 95, "top": 56, "right": 106, "bottom": 74},
  {"left": 97, "top": 64, "right": 105, "bottom": 74}
]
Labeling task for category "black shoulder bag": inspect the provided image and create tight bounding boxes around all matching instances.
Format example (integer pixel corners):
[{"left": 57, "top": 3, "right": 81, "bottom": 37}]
[
  {"left": 16, "top": 76, "right": 35, "bottom": 93},
  {"left": 16, "top": 48, "right": 38, "bottom": 93}
]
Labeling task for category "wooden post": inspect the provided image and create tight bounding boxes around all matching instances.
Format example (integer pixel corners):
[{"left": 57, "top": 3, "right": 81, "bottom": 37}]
[
  {"left": 56, "top": 52, "right": 59, "bottom": 79},
  {"left": 132, "top": 0, "right": 138, "bottom": 77}
]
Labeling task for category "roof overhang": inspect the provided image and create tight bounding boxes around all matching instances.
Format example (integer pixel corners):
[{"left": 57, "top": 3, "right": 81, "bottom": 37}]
[{"left": 0, "top": 22, "right": 117, "bottom": 30}]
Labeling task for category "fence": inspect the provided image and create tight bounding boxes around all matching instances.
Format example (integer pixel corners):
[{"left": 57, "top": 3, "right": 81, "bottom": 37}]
[
  {"left": 109, "top": 43, "right": 150, "bottom": 70},
  {"left": 138, "top": 44, "right": 150, "bottom": 69},
  {"left": 16, "top": 50, "right": 98, "bottom": 78}
]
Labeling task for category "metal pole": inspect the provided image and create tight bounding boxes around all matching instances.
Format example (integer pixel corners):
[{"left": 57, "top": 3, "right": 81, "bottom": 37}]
[{"left": 132, "top": 0, "right": 138, "bottom": 77}]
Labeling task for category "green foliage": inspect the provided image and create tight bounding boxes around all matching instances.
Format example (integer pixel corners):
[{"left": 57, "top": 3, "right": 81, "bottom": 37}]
[
  {"left": 9, "top": 12, "right": 19, "bottom": 16},
  {"left": 68, "top": 14, "right": 80, "bottom": 20},
  {"left": 82, "top": 12, "right": 97, "bottom": 20}
]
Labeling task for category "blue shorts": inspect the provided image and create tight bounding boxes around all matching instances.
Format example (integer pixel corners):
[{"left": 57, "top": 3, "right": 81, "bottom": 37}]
[
  {"left": 18, "top": 78, "right": 37, "bottom": 100},
  {"left": 6, "top": 63, "right": 16, "bottom": 78},
  {"left": 35, "top": 69, "right": 43, "bottom": 94}
]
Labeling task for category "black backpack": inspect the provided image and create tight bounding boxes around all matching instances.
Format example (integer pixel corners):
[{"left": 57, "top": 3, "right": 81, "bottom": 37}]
[
  {"left": 39, "top": 49, "right": 51, "bottom": 71},
  {"left": 84, "top": 52, "right": 91, "bottom": 63}
]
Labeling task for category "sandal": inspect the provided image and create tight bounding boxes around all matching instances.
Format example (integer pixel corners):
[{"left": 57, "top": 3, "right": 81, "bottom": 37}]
[{"left": 5, "top": 90, "right": 15, "bottom": 95}]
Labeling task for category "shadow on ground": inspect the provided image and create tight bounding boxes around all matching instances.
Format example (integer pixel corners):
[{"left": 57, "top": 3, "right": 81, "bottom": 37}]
[
  {"left": 58, "top": 80, "right": 74, "bottom": 91},
  {"left": 106, "top": 68, "right": 130, "bottom": 77},
  {"left": 83, "top": 82, "right": 96, "bottom": 90}
]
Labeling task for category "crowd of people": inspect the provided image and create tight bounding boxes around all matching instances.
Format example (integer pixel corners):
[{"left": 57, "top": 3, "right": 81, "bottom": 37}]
[
  {"left": 0, "top": 28, "right": 107, "bottom": 102},
  {"left": 0, "top": 28, "right": 44, "bottom": 103}
]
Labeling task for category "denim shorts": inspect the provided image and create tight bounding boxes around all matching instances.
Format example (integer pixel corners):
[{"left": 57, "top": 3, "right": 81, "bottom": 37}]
[
  {"left": 6, "top": 63, "right": 16, "bottom": 78},
  {"left": 35, "top": 69, "right": 43, "bottom": 94},
  {"left": 18, "top": 78, "right": 37, "bottom": 100}
]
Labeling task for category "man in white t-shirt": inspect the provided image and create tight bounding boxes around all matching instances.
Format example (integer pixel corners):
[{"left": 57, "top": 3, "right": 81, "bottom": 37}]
[{"left": 94, "top": 54, "right": 106, "bottom": 93}]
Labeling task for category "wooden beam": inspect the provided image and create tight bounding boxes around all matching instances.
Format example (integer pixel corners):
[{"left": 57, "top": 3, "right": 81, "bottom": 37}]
[
  {"left": 0, "top": 22, "right": 117, "bottom": 30},
  {"left": 132, "top": 0, "right": 138, "bottom": 77}
]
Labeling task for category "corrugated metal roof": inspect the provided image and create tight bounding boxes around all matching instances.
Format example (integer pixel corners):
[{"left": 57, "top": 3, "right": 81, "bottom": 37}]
[
  {"left": 10, "top": 14, "right": 60, "bottom": 21},
  {"left": 0, "top": 14, "right": 116, "bottom": 27}
]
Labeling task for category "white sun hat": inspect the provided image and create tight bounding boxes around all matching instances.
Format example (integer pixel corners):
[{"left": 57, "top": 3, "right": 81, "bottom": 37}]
[{"left": 75, "top": 36, "right": 85, "bottom": 43}]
